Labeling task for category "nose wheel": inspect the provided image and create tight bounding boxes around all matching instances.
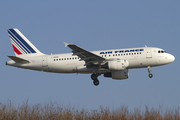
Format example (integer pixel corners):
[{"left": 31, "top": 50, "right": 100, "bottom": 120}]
[
  {"left": 91, "top": 73, "right": 100, "bottom": 86},
  {"left": 149, "top": 73, "right": 153, "bottom": 78},
  {"left": 147, "top": 66, "right": 153, "bottom": 78}
]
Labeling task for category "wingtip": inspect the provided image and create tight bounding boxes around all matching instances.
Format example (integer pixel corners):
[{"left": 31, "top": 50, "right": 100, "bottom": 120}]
[{"left": 63, "top": 42, "right": 69, "bottom": 47}]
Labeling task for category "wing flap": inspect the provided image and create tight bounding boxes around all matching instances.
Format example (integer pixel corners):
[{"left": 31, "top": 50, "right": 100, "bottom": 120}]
[{"left": 8, "top": 56, "right": 30, "bottom": 64}]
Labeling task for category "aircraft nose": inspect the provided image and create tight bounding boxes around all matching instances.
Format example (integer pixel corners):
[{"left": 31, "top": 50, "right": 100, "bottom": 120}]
[{"left": 169, "top": 54, "right": 175, "bottom": 63}]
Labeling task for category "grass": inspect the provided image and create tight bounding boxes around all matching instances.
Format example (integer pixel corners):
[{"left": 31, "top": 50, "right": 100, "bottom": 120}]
[{"left": 0, "top": 101, "right": 179, "bottom": 120}]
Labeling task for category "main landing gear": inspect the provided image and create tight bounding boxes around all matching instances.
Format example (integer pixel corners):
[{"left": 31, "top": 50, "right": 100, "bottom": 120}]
[
  {"left": 91, "top": 73, "right": 101, "bottom": 86},
  {"left": 147, "top": 66, "right": 153, "bottom": 78}
]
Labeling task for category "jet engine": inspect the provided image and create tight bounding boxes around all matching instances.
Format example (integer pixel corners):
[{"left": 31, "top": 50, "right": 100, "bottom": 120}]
[
  {"left": 104, "top": 69, "right": 129, "bottom": 80},
  {"left": 101, "top": 59, "right": 129, "bottom": 71}
]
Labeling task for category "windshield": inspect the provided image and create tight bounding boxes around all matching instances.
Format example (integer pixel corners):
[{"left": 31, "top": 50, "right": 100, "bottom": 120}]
[{"left": 158, "top": 50, "right": 166, "bottom": 53}]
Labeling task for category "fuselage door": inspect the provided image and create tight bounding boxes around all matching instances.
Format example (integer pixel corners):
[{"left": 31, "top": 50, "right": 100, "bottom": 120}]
[
  {"left": 42, "top": 56, "right": 48, "bottom": 67},
  {"left": 146, "top": 48, "right": 152, "bottom": 58}
]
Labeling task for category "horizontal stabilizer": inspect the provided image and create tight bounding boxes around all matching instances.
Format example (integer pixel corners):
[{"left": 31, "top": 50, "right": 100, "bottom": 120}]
[{"left": 8, "top": 56, "right": 30, "bottom": 64}]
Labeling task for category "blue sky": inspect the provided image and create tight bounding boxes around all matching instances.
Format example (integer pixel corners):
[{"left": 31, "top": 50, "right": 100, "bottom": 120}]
[{"left": 0, "top": 1, "right": 179, "bottom": 110}]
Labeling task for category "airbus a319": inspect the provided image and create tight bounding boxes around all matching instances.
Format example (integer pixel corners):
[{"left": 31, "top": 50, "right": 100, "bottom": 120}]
[{"left": 6, "top": 28, "right": 175, "bottom": 86}]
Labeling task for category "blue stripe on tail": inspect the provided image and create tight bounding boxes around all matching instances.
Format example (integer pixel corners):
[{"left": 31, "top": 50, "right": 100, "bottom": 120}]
[
  {"left": 8, "top": 29, "right": 36, "bottom": 53},
  {"left": 9, "top": 35, "right": 28, "bottom": 54}
]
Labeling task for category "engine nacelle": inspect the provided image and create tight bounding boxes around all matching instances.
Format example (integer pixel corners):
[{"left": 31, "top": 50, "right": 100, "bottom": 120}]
[
  {"left": 102, "top": 60, "right": 129, "bottom": 71},
  {"left": 104, "top": 69, "right": 129, "bottom": 80}
]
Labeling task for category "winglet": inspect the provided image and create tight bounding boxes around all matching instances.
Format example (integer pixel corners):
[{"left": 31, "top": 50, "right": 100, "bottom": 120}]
[{"left": 63, "top": 42, "right": 69, "bottom": 47}]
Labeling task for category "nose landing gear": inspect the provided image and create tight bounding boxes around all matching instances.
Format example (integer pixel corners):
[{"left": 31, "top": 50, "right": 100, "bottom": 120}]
[
  {"left": 147, "top": 66, "right": 153, "bottom": 78},
  {"left": 91, "top": 73, "right": 101, "bottom": 86}
]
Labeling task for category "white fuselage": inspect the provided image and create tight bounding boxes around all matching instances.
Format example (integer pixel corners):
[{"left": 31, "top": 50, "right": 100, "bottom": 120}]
[
  {"left": 6, "top": 47, "right": 175, "bottom": 74},
  {"left": 6, "top": 28, "right": 175, "bottom": 86}
]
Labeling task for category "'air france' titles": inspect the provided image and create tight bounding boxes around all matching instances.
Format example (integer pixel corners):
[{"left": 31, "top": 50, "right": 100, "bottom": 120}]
[{"left": 100, "top": 49, "right": 144, "bottom": 54}]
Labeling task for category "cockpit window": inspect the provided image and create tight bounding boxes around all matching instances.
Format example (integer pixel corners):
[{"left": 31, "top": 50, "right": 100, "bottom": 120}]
[{"left": 158, "top": 50, "right": 166, "bottom": 53}]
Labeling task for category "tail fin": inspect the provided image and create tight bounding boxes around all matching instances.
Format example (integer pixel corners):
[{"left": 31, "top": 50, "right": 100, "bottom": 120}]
[{"left": 8, "top": 28, "right": 44, "bottom": 56}]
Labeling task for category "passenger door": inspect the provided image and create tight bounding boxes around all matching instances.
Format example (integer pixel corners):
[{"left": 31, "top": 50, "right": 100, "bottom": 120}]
[
  {"left": 42, "top": 56, "right": 48, "bottom": 67},
  {"left": 146, "top": 48, "right": 152, "bottom": 58}
]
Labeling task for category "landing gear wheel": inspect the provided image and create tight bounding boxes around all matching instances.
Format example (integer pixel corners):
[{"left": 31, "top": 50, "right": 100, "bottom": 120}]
[
  {"left": 93, "top": 79, "right": 99, "bottom": 86},
  {"left": 91, "top": 73, "right": 101, "bottom": 86},
  {"left": 149, "top": 74, "right": 153, "bottom": 78},
  {"left": 147, "top": 66, "right": 153, "bottom": 78},
  {"left": 91, "top": 73, "right": 97, "bottom": 80}
]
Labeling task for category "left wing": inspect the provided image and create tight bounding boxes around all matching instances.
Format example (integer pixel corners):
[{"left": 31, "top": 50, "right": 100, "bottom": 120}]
[{"left": 64, "top": 42, "right": 105, "bottom": 66}]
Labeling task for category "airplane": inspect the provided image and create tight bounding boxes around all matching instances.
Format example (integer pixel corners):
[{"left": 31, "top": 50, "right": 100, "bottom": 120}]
[{"left": 6, "top": 28, "right": 175, "bottom": 86}]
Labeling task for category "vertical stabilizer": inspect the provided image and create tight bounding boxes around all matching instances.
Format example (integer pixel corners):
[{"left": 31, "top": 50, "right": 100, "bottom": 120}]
[{"left": 8, "top": 28, "right": 44, "bottom": 56}]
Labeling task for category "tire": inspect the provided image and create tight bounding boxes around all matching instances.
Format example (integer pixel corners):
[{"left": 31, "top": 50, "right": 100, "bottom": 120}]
[
  {"left": 91, "top": 73, "right": 97, "bottom": 80},
  {"left": 93, "top": 80, "right": 99, "bottom": 86},
  {"left": 149, "top": 74, "right": 153, "bottom": 78}
]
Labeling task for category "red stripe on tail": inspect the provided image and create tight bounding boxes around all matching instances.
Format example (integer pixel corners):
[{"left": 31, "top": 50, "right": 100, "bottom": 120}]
[{"left": 12, "top": 44, "right": 22, "bottom": 55}]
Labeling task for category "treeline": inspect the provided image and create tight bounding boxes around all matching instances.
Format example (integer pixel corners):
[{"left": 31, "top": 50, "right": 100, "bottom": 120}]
[{"left": 0, "top": 101, "right": 179, "bottom": 120}]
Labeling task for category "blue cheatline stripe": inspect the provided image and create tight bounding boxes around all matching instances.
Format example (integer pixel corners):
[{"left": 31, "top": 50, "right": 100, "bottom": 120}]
[
  {"left": 8, "top": 29, "right": 36, "bottom": 53},
  {"left": 9, "top": 35, "right": 28, "bottom": 54},
  {"left": 8, "top": 31, "right": 30, "bottom": 54}
]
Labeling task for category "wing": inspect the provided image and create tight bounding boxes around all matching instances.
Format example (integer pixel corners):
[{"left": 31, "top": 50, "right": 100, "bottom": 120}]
[{"left": 64, "top": 42, "right": 105, "bottom": 66}]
